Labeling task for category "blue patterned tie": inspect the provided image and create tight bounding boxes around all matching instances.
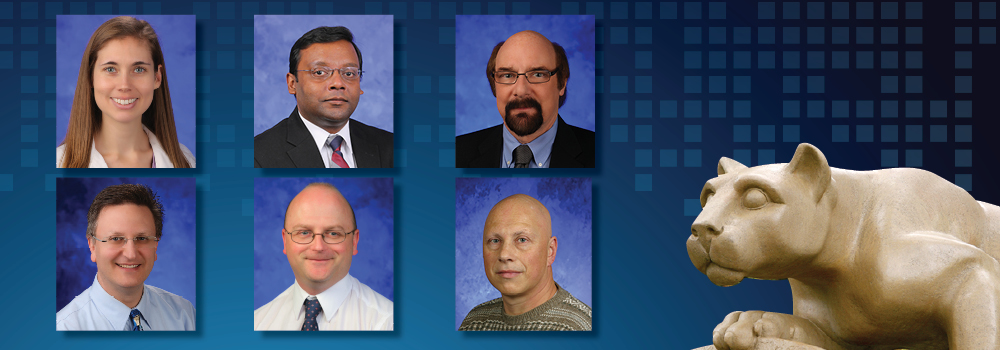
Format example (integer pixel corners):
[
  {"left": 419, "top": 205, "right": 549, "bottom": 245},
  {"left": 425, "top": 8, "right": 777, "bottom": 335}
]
[
  {"left": 301, "top": 298, "right": 322, "bottom": 331},
  {"left": 129, "top": 309, "right": 143, "bottom": 331},
  {"left": 327, "top": 135, "right": 349, "bottom": 168}
]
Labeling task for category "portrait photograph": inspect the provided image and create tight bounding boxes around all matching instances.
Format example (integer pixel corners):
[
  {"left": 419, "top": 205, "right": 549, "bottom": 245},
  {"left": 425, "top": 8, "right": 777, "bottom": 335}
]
[
  {"left": 56, "top": 177, "right": 196, "bottom": 330},
  {"left": 56, "top": 15, "right": 197, "bottom": 168},
  {"left": 455, "top": 177, "right": 593, "bottom": 330},
  {"left": 253, "top": 15, "right": 394, "bottom": 168},
  {"left": 253, "top": 177, "right": 394, "bottom": 330},
  {"left": 455, "top": 15, "right": 596, "bottom": 168}
]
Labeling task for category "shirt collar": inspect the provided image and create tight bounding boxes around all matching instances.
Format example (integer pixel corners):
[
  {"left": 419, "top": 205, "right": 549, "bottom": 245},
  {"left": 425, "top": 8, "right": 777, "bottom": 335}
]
[
  {"left": 88, "top": 142, "right": 107, "bottom": 168},
  {"left": 291, "top": 274, "right": 354, "bottom": 322},
  {"left": 89, "top": 276, "right": 150, "bottom": 330},
  {"left": 502, "top": 117, "right": 558, "bottom": 168},
  {"left": 142, "top": 125, "right": 171, "bottom": 168},
  {"left": 298, "top": 111, "right": 353, "bottom": 164}
]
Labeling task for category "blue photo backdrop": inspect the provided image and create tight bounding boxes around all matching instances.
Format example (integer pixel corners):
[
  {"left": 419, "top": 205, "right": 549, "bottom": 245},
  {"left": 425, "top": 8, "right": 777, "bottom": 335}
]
[
  {"left": 455, "top": 177, "right": 592, "bottom": 329},
  {"left": 253, "top": 15, "right": 394, "bottom": 135},
  {"left": 56, "top": 177, "right": 197, "bottom": 311},
  {"left": 56, "top": 15, "right": 198, "bottom": 156},
  {"left": 455, "top": 15, "right": 596, "bottom": 136},
  {"left": 253, "top": 177, "right": 394, "bottom": 308},
  {"left": 0, "top": 0, "right": 995, "bottom": 348}
]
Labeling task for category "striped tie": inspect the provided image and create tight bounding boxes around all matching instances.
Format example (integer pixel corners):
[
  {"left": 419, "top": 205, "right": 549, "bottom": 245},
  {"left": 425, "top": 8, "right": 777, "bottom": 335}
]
[
  {"left": 327, "top": 135, "right": 350, "bottom": 168},
  {"left": 129, "top": 309, "right": 143, "bottom": 331},
  {"left": 301, "top": 298, "right": 322, "bottom": 331}
]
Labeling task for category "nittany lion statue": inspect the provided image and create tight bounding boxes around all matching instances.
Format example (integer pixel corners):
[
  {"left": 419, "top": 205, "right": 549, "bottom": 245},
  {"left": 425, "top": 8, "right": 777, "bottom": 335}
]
[{"left": 689, "top": 143, "right": 1000, "bottom": 350}]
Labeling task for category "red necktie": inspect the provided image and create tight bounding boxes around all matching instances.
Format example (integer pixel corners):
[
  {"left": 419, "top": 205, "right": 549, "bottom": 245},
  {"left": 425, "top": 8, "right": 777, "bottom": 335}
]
[{"left": 327, "top": 135, "right": 350, "bottom": 168}]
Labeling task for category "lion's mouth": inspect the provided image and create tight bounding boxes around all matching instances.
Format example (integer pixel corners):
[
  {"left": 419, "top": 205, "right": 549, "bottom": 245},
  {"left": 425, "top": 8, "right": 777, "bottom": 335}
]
[
  {"left": 705, "top": 263, "right": 746, "bottom": 286},
  {"left": 688, "top": 235, "right": 746, "bottom": 287}
]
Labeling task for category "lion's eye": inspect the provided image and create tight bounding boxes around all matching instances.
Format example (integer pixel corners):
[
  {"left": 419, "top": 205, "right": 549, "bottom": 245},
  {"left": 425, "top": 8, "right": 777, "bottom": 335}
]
[
  {"left": 742, "top": 188, "right": 768, "bottom": 209},
  {"left": 700, "top": 190, "right": 714, "bottom": 208}
]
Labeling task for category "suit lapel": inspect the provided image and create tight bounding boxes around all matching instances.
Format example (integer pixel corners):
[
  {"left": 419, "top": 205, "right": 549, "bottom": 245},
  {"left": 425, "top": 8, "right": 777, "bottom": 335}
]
[
  {"left": 549, "top": 116, "right": 584, "bottom": 168},
  {"left": 350, "top": 121, "right": 380, "bottom": 168},
  {"left": 473, "top": 126, "right": 504, "bottom": 168},
  {"left": 284, "top": 108, "right": 327, "bottom": 168}
]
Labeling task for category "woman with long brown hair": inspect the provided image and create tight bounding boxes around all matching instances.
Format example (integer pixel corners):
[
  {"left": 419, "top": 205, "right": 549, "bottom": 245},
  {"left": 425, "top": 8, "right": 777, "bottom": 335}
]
[{"left": 57, "top": 16, "right": 194, "bottom": 168}]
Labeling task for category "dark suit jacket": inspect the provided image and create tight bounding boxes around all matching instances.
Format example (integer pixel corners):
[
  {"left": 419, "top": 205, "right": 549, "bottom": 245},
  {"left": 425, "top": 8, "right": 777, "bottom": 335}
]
[
  {"left": 254, "top": 108, "right": 393, "bottom": 168},
  {"left": 455, "top": 116, "right": 595, "bottom": 168}
]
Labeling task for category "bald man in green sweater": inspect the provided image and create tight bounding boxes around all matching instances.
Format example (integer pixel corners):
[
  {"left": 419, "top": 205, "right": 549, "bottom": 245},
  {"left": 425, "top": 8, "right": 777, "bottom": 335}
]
[{"left": 459, "top": 194, "right": 591, "bottom": 331}]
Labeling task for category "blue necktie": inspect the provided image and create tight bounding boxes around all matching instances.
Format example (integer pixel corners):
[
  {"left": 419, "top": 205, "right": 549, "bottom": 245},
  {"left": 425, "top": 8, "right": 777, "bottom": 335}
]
[
  {"left": 129, "top": 309, "right": 143, "bottom": 331},
  {"left": 301, "top": 298, "right": 322, "bottom": 331},
  {"left": 327, "top": 135, "right": 349, "bottom": 168}
]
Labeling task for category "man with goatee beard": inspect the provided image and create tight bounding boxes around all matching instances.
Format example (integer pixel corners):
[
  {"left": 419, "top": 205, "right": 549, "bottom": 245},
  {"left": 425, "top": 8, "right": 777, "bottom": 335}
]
[{"left": 456, "top": 30, "right": 595, "bottom": 168}]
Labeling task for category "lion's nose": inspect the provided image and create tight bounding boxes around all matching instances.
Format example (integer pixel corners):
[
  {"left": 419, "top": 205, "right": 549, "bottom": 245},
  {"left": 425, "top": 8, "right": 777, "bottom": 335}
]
[
  {"left": 691, "top": 221, "right": 720, "bottom": 239},
  {"left": 691, "top": 220, "right": 722, "bottom": 253}
]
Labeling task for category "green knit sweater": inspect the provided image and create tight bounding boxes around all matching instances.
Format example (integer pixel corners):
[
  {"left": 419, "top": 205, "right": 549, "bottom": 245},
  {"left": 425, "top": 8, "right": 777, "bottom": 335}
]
[{"left": 458, "top": 283, "right": 592, "bottom": 331}]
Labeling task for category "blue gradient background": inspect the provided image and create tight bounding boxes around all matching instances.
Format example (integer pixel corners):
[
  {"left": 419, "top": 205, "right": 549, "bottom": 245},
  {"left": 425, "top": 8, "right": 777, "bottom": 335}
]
[
  {"left": 253, "top": 177, "right": 393, "bottom": 308},
  {"left": 56, "top": 15, "right": 198, "bottom": 156},
  {"left": 455, "top": 177, "right": 592, "bottom": 329},
  {"left": 56, "top": 177, "right": 197, "bottom": 311},
  {"left": 455, "top": 15, "right": 596, "bottom": 135},
  {"left": 0, "top": 0, "right": 995, "bottom": 349},
  {"left": 253, "top": 15, "right": 394, "bottom": 135}
]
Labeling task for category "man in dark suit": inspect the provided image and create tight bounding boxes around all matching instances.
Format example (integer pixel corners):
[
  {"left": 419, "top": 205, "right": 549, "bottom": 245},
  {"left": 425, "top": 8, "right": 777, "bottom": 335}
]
[
  {"left": 255, "top": 26, "right": 393, "bottom": 168},
  {"left": 456, "top": 30, "right": 594, "bottom": 168}
]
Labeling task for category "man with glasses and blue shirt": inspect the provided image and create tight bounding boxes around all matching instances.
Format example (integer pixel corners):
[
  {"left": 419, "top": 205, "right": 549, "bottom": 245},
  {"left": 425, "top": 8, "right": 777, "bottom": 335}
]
[
  {"left": 456, "top": 30, "right": 595, "bottom": 168},
  {"left": 254, "top": 183, "right": 393, "bottom": 330},
  {"left": 57, "top": 184, "right": 195, "bottom": 331},
  {"left": 254, "top": 26, "right": 393, "bottom": 168}
]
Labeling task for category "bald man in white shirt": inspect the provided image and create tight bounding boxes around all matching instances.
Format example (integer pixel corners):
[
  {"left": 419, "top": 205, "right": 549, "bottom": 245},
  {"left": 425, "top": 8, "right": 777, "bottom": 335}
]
[{"left": 254, "top": 183, "right": 392, "bottom": 330}]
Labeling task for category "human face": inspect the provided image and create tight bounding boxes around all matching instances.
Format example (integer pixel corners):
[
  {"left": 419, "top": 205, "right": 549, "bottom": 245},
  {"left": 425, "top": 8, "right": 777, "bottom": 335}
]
[
  {"left": 494, "top": 32, "right": 565, "bottom": 141},
  {"left": 287, "top": 40, "right": 364, "bottom": 131},
  {"left": 283, "top": 186, "right": 359, "bottom": 295},
  {"left": 88, "top": 204, "right": 158, "bottom": 295},
  {"left": 92, "top": 37, "right": 162, "bottom": 126},
  {"left": 482, "top": 198, "right": 557, "bottom": 298}
]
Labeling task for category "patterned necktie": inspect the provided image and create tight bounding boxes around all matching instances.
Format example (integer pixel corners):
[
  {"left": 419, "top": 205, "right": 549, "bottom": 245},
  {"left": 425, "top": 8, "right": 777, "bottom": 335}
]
[
  {"left": 327, "top": 135, "right": 350, "bottom": 168},
  {"left": 129, "top": 309, "right": 143, "bottom": 331},
  {"left": 513, "top": 144, "right": 533, "bottom": 168},
  {"left": 301, "top": 298, "right": 322, "bottom": 331}
]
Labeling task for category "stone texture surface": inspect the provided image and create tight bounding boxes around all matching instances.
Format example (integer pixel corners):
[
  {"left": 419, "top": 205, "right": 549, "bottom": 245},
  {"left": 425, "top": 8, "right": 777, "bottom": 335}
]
[
  {"left": 694, "top": 338, "right": 825, "bottom": 350},
  {"left": 688, "top": 143, "right": 1000, "bottom": 349}
]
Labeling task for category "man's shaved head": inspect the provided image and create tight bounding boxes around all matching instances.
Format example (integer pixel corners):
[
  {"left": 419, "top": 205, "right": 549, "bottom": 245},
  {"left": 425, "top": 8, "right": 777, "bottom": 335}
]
[
  {"left": 482, "top": 194, "right": 558, "bottom": 314},
  {"left": 484, "top": 194, "right": 552, "bottom": 240},
  {"left": 284, "top": 183, "right": 356, "bottom": 229},
  {"left": 282, "top": 182, "right": 360, "bottom": 295}
]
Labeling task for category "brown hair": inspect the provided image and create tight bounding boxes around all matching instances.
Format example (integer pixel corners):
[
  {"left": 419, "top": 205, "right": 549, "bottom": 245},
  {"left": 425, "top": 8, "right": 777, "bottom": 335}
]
[
  {"left": 486, "top": 40, "right": 571, "bottom": 107},
  {"left": 87, "top": 184, "right": 164, "bottom": 240},
  {"left": 60, "top": 16, "right": 191, "bottom": 168}
]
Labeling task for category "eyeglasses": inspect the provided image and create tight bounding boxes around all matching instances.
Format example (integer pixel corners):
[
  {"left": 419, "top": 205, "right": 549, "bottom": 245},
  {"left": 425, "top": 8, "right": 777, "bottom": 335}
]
[
  {"left": 90, "top": 234, "right": 159, "bottom": 247},
  {"left": 296, "top": 67, "right": 363, "bottom": 82},
  {"left": 285, "top": 228, "right": 356, "bottom": 244},
  {"left": 492, "top": 69, "right": 557, "bottom": 85}
]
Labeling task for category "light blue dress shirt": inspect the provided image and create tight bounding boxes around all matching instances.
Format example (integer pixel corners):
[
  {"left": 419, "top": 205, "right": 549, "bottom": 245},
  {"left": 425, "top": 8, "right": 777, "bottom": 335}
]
[
  {"left": 56, "top": 276, "right": 196, "bottom": 331},
  {"left": 501, "top": 119, "right": 558, "bottom": 168}
]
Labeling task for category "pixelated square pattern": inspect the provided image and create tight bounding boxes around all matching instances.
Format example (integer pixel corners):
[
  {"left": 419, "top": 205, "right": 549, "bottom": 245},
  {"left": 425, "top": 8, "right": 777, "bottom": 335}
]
[{"left": 5, "top": 1, "right": 989, "bottom": 262}]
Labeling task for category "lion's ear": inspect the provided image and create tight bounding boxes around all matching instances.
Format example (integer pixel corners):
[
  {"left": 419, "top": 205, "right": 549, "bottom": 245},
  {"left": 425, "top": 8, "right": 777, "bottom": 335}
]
[
  {"left": 718, "top": 157, "right": 747, "bottom": 176},
  {"left": 785, "top": 143, "right": 831, "bottom": 202}
]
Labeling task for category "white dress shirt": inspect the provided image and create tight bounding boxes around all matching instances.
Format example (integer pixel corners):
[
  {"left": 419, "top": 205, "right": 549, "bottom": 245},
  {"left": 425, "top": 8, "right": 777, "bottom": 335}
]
[
  {"left": 299, "top": 112, "right": 356, "bottom": 168},
  {"left": 55, "top": 125, "right": 196, "bottom": 168},
  {"left": 56, "top": 276, "right": 196, "bottom": 331},
  {"left": 254, "top": 274, "right": 393, "bottom": 331}
]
